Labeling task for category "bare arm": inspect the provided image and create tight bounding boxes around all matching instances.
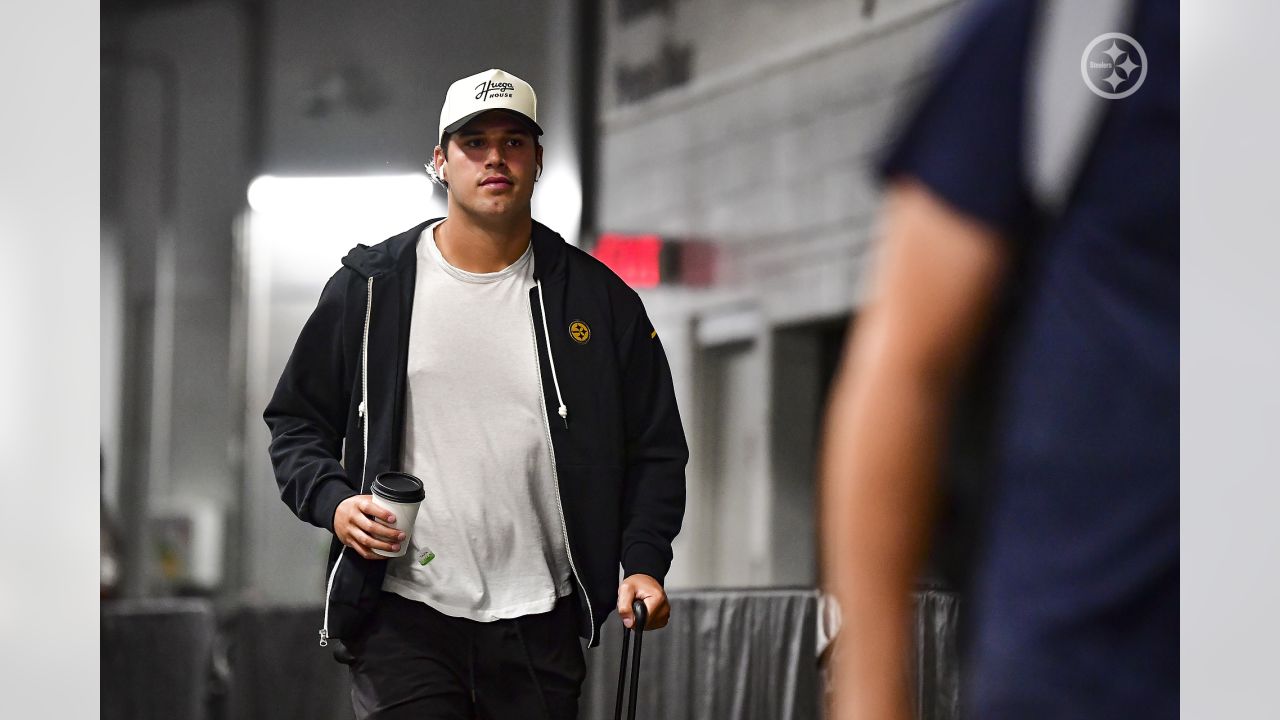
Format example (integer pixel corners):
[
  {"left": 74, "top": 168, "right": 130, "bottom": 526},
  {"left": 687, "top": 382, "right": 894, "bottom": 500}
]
[{"left": 819, "top": 179, "right": 1008, "bottom": 720}]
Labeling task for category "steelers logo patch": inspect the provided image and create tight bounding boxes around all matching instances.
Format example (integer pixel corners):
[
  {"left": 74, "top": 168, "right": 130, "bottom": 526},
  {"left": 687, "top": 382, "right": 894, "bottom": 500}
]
[{"left": 569, "top": 320, "right": 591, "bottom": 344}]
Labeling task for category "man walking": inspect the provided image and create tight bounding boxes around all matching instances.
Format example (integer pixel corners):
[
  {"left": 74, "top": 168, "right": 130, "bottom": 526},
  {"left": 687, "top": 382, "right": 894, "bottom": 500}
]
[
  {"left": 820, "top": 1, "right": 1177, "bottom": 718},
  {"left": 265, "top": 68, "right": 688, "bottom": 719}
]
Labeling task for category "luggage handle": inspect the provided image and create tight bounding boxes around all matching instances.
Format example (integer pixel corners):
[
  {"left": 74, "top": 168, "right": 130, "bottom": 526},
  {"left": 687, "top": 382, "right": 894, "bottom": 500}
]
[{"left": 613, "top": 599, "right": 649, "bottom": 720}]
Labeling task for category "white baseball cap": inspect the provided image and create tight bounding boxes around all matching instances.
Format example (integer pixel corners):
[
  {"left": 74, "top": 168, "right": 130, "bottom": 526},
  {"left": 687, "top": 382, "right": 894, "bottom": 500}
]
[{"left": 437, "top": 68, "right": 543, "bottom": 145}]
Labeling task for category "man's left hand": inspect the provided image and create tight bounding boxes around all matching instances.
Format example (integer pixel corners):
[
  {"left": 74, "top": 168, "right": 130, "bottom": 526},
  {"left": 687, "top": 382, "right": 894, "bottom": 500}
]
[{"left": 617, "top": 573, "right": 669, "bottom": 630}]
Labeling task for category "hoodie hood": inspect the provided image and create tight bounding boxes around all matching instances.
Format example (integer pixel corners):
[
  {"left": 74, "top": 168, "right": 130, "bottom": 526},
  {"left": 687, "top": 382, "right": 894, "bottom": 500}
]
[{"left": 340, "top": 217, "right": 569, "bottom": 282}]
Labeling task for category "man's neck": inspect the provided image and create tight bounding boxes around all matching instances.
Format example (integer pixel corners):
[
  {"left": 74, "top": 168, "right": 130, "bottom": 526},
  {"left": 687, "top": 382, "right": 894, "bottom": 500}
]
[{"left": 434, "top": 211, "right": 533, "bottom": 273}]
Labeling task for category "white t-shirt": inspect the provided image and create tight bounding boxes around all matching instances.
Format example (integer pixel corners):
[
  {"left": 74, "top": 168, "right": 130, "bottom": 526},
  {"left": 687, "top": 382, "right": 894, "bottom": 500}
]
[{"left": 381, "top": 220, "right": 572, "bottom": 620}]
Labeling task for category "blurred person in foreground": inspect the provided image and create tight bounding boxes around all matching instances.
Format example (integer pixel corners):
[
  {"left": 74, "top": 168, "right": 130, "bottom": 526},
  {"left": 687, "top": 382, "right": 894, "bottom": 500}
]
[
  {"left": 820, "top": 1, "right": 1177, "bottom": 718},
  {"left": 264, "top": 68, "right": 687, "bottom": 719}
]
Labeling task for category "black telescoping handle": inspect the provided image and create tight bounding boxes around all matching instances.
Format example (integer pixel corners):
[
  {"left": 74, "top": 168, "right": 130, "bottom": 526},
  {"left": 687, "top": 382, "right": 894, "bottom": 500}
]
[{"left": 614, "top": 599, "right": 649, "bottom": 720}]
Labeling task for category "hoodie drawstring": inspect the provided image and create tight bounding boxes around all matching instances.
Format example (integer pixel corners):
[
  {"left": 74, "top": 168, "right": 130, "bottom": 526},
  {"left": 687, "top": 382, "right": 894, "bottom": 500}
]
[
  {"left": 535, "top": 279, "right": 569, "bottom": 428},
  {"left": 320, "top": 275, "right": 374, "bottom": 647},
  {"left": 359, "top": 276, "right": 372, "bottom": 495}
]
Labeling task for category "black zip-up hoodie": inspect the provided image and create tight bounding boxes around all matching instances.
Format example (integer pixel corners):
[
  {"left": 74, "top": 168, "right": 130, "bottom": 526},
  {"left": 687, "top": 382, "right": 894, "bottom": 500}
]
[{"left": 264, "top": 219, "right": 688, "bottom": 648}]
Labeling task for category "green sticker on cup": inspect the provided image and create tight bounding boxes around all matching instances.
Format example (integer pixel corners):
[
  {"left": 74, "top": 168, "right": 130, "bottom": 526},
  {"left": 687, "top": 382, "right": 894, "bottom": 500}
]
[{"left": 418, "top": 548, "right": 436, "bottom": 566}]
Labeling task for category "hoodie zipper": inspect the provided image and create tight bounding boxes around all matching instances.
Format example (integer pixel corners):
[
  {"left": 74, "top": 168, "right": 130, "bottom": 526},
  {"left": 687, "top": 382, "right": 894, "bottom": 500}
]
[
  {"left": 531, "top": 279, "right": 595, "bottom": 647},
  {"left": 320, "top": 275, "right": 374, "bottom": 647}
]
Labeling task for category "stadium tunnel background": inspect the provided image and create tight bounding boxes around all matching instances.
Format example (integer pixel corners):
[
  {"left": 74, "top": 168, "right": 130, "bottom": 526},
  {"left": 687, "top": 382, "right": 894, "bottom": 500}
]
[{"left": 102, "top": 0, "right": 970, "bottom": 716}]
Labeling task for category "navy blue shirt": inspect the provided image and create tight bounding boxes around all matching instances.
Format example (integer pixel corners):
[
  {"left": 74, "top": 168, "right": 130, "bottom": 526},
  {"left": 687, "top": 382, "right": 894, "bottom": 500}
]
[{"left": 880, "top": 1, "right": 1178, "bottom": 716}]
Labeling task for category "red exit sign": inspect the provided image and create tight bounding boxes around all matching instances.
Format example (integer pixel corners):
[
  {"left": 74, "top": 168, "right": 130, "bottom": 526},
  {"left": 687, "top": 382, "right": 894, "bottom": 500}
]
[{"left": 593, "top": 233, "right": 663, "bottom": 288}]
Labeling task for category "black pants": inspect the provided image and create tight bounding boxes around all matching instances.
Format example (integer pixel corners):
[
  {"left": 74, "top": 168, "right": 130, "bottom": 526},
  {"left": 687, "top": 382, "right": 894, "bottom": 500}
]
[{"left": 345, "top": 591, "right": 586, "bottom": 720}]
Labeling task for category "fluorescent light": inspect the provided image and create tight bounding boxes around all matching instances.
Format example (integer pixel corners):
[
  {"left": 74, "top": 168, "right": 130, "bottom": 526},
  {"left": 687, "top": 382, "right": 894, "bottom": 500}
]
[
  {"left": 531, "top": 163, "right": 583, "bottom": 247},
  {"left": 244, "top": 174, "right": 446, "bottom": 291},
  {"left": 247, "top": 174, "right": 434, "bottom": 216}
]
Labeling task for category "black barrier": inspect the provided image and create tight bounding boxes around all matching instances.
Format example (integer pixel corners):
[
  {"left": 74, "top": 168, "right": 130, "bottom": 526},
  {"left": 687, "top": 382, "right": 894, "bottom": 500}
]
[
  {"left": 101, "top": 598, "right": 217, "bottom": 720},
  {"left": 912, "top": 590, "right": 962, "bottom": 720},
  {"left": 582, "top": 588, "right": 821, "bottom": 719},
  {"left": 221, "top": 605, "right": 353, "bottom": 720},
  {"left": 101, "top": 589, "right": 960, "bottom": 719}
]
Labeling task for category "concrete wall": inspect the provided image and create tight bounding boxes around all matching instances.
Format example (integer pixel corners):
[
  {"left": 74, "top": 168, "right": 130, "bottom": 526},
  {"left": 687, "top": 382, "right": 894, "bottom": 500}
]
[{"left": 597, "top": 0, "right": 965, "bottom": 588}]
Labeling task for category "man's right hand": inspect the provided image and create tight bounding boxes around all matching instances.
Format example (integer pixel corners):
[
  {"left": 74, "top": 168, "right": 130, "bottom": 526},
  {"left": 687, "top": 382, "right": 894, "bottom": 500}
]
[{"left": 333, "top": 495, "right": 405, "bottom": 560}]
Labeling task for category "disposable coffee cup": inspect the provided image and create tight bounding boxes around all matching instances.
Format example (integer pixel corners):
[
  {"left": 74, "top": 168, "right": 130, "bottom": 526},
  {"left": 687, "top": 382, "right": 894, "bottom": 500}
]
[{"left": 370, "top": 471, "right": 425, "bottom": 558}]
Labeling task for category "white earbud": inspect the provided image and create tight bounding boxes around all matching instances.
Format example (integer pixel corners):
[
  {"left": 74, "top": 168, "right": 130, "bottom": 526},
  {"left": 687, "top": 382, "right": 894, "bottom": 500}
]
[{"left": 424, "top": 159, "right": 448, "bottom": 188}]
